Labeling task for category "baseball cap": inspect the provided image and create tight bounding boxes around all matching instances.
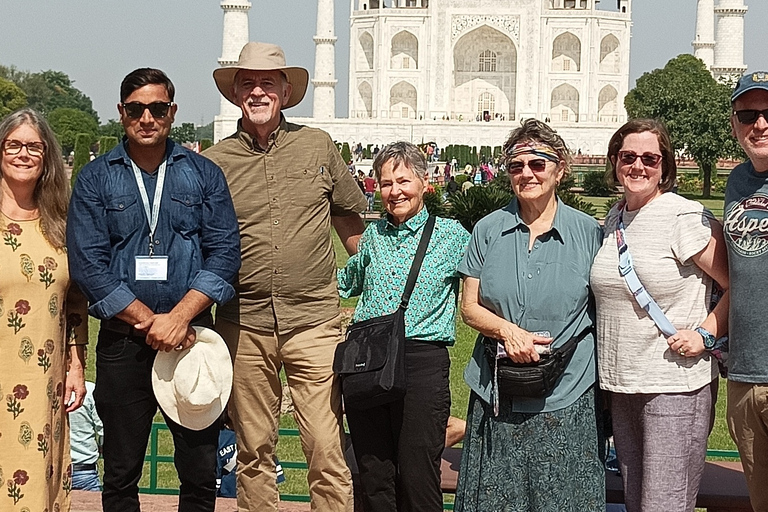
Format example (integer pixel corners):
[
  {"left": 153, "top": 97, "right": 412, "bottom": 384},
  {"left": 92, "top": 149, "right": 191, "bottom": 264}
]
[{"left": 731, "top": 72, "right": 768, "bottom": 103}]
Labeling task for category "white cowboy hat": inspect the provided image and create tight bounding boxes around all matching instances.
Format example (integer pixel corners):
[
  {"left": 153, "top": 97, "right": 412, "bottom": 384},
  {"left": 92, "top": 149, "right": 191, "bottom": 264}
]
[
  {"left": 152, "top": 327, "right": 233, "bottom": 431},
  {"left": 213, "top": 41, "right": 309, "bottom": 109}
]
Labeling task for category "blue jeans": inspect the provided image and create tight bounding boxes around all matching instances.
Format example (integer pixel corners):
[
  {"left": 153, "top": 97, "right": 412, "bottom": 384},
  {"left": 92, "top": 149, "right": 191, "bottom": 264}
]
[{"left": 72, "top": 468, "right": 101, "bottom": 491}]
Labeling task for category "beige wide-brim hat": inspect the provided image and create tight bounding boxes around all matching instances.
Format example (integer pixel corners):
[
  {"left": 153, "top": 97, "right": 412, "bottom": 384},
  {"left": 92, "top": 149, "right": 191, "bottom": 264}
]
[
  {"left": 152, "top": 327, "right": 233, "bottom": 431},
  {"left": 213, "top": 41, "right": 309, "bottom": 109}
]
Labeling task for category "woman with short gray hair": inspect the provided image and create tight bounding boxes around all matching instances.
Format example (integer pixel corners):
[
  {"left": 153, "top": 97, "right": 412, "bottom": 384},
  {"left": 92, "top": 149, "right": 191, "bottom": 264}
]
[{"left": 338, "top": 141, "right": 469, "bottom": 511}]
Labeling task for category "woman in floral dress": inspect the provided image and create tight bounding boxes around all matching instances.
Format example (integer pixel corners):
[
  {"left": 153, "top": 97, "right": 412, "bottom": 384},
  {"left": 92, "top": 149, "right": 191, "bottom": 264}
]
[{"left": 0, "top": 108, "right": 88, "bottom": 512}]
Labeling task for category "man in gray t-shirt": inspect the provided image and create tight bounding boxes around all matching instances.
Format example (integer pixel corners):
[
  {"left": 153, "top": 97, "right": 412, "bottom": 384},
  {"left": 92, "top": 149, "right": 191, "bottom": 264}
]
[{"left": 723, "top": 71, "right": 768, "bottom": 512}]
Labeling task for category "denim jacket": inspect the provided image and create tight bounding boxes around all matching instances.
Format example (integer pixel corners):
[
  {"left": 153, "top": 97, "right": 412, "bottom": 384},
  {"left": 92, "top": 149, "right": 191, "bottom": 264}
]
[{"left": 67, "top": 139, "right": 241, "bottom": 319}]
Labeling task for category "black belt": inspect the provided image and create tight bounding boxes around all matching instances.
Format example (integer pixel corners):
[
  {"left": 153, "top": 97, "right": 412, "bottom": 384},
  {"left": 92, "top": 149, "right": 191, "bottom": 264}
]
[
  {"left": 72, "top": 462, "right": 97, "bottom": 472},
  {"left": 100, "top": 318, "right": 144, "bottom": 338}
]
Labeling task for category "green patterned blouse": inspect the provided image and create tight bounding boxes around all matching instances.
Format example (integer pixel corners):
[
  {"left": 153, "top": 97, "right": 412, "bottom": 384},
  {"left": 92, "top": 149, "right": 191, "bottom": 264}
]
[{"left": 338, "top": 207, "right": 470, "bottom": 344}]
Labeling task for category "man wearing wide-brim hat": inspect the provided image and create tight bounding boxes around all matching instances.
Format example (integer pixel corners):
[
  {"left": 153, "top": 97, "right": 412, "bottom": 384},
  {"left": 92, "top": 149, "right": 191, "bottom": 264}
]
[{"left": 203, "top": 42, "right": 366, "bottom": 512}]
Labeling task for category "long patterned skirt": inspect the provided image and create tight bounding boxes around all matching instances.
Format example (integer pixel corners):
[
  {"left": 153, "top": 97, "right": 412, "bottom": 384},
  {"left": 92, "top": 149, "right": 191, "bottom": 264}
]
[{"left": 455, "top": 387, "right": 605, "bottom": 512}]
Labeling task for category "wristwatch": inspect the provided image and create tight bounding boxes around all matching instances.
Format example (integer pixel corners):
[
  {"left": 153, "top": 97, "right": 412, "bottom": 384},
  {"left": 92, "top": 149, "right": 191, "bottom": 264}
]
[{"left": 695, "top": 326, "right": 716, "bottom": 350}]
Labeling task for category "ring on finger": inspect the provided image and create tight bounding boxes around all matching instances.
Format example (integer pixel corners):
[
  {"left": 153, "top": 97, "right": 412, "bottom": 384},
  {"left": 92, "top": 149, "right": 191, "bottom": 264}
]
[{"left": 678, "top": 347, "right": 686, "bottom": 356}]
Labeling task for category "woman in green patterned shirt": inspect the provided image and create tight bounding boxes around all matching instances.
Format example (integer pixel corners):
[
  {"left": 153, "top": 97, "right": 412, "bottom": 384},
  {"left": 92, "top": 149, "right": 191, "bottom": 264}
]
[{"left": 338, "top": 141, "right": 470, "bottom": 512}]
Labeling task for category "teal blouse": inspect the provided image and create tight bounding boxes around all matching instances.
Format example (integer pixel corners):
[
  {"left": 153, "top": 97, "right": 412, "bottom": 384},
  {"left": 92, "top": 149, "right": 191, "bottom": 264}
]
[
  {"left": 460, "top": 198, "right": 603, "bottom": 413},
  {"left": 338, "top": 207, "right": 470, "bottom": 343}
]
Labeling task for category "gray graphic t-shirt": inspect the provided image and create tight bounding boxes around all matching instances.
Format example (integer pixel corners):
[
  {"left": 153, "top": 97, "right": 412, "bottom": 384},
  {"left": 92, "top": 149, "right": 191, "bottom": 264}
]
[{"left": 724, "top": 160, "right": 768, "bottom": 383}]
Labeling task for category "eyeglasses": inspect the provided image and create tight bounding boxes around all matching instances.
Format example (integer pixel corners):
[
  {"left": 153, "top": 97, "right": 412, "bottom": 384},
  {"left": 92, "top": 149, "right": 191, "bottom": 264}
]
[
  {"left": 121, "top": 102, "right": 173, "bottom": 119},
  {"left": 507, "top": 159, "right": 551, "bottom": 174},
  {"left": 2, "top": 139, "right": 45, "bottom": 157},
  {"left": 733, "top": 109, "right": 768, "bottom": 125},
  {"left": 618, "top": 151, "right": 662, "bottom": 168}
]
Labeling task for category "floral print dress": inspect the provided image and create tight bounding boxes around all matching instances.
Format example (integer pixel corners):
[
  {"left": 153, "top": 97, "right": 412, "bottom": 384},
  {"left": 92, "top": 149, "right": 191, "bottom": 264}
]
[{"left": 0, "top": 215, "right": 87, "bottom": 512}]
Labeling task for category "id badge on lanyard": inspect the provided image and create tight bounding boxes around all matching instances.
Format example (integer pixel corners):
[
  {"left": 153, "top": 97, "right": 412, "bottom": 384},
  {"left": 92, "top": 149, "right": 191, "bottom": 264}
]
[{"left": 131, "top": 158, "right": 169, "bottom": 281}]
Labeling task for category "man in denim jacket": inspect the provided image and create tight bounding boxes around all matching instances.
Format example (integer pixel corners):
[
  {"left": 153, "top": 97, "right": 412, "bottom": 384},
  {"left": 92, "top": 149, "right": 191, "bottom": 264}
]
[{"left": 67, "top": 68, "right": 240, "bottom": 512}]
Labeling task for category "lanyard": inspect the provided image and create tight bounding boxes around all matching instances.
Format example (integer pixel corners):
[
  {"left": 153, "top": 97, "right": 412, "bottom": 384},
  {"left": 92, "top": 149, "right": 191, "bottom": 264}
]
[
  {"left": 615, "top": 203, "right": 677, "bottom": 337},
  {"left": 130, "top": 158, "right": 167, "bottom": 257}
]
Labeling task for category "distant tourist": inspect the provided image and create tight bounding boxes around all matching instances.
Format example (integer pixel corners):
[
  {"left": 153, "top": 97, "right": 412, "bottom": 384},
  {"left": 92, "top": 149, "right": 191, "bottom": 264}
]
[{"left": 70, "top": 381, "right": 103, "bottom": 491}]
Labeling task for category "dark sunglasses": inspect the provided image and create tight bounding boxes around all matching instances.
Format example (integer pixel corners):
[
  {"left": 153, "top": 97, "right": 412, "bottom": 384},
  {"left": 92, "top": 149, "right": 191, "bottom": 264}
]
[
  {"left": 733, "top": 109, "right": 768, "bottom": 125},
  {"left": 2, "top": 139, "right": 45, "bottom": 157},
  {"left": 618, "top": 151, "right": 662, "bottom": 168},
  {"left": 121, "top": 101, "right": 173, "bottom": 119},
  {"left": 508, "top": 159, "right": 550, "bottom": 174}
]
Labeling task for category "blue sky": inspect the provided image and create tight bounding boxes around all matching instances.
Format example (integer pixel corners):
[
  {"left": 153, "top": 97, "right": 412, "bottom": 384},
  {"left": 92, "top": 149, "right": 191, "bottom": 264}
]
[{"left": 1, "top": 0, "right": 766, "bottom": 125}]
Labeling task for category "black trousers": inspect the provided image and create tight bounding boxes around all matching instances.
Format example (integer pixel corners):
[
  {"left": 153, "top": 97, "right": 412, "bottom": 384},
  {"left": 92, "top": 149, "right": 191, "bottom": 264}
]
[
  {"left": 93, "top": 327, "right": 219, "bottom": 512},
  {"left": 346, "top": 339, "right": 451, "bottom": 512}
]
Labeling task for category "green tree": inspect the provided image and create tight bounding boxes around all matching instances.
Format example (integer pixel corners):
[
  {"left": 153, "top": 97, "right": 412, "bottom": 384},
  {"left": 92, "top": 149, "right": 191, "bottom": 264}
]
[
  {"left": 72, "top": 133, "right": 92, "bottom": 185},
  {"left": 170, "top": 122, "right": 196, "bottom": 143},
  {"left": 200, "top": 139, "right": 213, "bottom": 152},
  {"left": 624, "top": 54, "right": 742, "bottom": 198},
  {"left": 0, "top": 66, "right": 98, "bottom": 121},
  {"left": 99, "top": 119, "right": 124, "bottom": 139},
  {"left": 196, "top": 122, "right": 213, "bottom": 141},
  {"left": 48, "top": 107, "right": 98, "bottom": 154},
  {"left": 0, "top": 77, "right": 27, "bottom": 118}
]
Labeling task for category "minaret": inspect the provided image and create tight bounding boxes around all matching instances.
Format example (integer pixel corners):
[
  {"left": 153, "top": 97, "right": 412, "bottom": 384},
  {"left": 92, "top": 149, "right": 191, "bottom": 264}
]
[
  {"left": 312, "top": 0, "right": 337, "bottom": 119},
  {"left": 214, "top": 0, "right": 251, "bottom": 143},
  {"left": 712, "top": 0, "right": 747, "bottom": 81},
  {"left": 692, "top": 0, "right": 716, "bottom": 71}
]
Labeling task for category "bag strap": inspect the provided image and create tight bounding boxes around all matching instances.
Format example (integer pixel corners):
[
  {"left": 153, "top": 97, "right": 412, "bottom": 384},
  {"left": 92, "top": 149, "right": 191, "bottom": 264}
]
[
  {"left": 399, "top": 215, "right": 436, "bottom": 310},
  {"left": 614, "top": 203, "right": 677, "bottom": 337}
]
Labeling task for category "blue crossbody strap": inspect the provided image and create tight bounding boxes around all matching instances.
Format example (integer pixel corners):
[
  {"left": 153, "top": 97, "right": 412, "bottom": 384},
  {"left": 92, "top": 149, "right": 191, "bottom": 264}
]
[{"left": 615, "top": 203, "right": 677, "bottom": 337}]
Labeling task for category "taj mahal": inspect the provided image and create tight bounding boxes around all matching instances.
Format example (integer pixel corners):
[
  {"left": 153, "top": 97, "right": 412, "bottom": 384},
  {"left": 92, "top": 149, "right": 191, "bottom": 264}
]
[{"left": 213, "top": 0, "right": 747, "bottom": 155}]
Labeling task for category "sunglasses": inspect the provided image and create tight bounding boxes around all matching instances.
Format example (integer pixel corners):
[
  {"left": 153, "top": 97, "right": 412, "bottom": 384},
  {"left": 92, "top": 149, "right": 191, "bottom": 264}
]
[
  {"left": 2, "top": 139, "right": 45, "bottom": 157},
  {"left": 733, "top": 109, "right": 768, "bottom": 125},
  {"left": 618, "top": 151, "right": 662, "bottom": 168},
  {"left": 508, "top": 159, "right": 551, "bottom": 174},
  {"left": 121, "top": 101, "right": 173, "bottom": 119}
]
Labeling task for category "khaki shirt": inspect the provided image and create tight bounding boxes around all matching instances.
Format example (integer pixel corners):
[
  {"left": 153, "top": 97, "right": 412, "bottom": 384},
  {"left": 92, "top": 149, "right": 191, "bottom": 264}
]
[{"left": 203, "top": 117, "right": 367, "bottom": 333}]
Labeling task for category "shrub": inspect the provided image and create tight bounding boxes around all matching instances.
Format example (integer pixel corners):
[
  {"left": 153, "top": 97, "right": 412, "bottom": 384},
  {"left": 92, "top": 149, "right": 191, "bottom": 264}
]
[
  {"left": 200, "top": 139, "right": 213, "bottom": 152},
  {"left": 341, "top": 142, "right": 352, "bottom": 163},
  {"left": 448, "top": 186, "right": 513, "bottom": 232},
  {"left": 71, "top": 133, "right": 92, "bottom": 185},
  {"left": 557, "top": 174, "right": 597, "bottom": 217},
  {"left": 677, "top": 173, "right": 702, "bottom": 193},
  {"left": 601, "top": 196, "right": 621, "bottom": 218},
  {"left": 98, "top": 136, "right": 118, "bottom": 155},
  {"left": 582, "top": 171, "right": 614, "bottom": 197},
  {"left": 423, "top": 191, "right": 448, "bottom": 218},
  {"left": 455, "top": 174, "right": 469, "bottom": 186}
]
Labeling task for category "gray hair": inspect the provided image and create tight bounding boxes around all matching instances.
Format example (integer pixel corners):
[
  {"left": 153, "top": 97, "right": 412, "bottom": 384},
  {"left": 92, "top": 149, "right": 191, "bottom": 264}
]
[{"left": 372, "top": 141, "right": 427, "bottom": 181}]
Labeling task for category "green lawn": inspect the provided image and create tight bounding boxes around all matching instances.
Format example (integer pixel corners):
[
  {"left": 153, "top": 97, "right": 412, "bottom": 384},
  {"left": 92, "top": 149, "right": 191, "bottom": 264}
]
[
  {"left": 581, "top": 192, "right": 726, "bottom": 220},
  {"left": 84, "top": 194, "right": 738, "bottom": 496}
]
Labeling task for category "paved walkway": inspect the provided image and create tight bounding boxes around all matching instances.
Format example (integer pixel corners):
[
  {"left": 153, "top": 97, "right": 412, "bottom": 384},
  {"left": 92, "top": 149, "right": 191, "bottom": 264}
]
[{"left": 70, "top": 491, "right": 311, "bottom": 512}]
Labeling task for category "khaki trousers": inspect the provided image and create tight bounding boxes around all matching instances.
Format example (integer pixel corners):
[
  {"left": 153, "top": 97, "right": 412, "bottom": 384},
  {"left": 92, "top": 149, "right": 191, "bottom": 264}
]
[
  {"left": 217, "top": 316, "right": 353, "bottom": 512},
  {"left": 727, "top": 381, "right": 768, "bottom": 512}
]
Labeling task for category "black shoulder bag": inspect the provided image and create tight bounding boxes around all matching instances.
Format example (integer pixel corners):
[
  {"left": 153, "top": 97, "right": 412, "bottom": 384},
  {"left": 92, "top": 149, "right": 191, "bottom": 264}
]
[{"left": 333, "top": 215, "right": 436, "bottom": 411}]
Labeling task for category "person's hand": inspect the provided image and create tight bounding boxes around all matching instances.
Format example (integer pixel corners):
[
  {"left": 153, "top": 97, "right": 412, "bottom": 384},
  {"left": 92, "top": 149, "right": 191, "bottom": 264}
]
[
  {"left": 667, "top": 330, "right": 706, "bottom": 358},
  {"left": 65, "top": 365, "right": 86, "bottom": 413},
  {"left": 135, "top": 313, "right": 197, "bottom": 352},
  {"left": 498, "top": 323, "right": 553, "bottom": 363}
]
